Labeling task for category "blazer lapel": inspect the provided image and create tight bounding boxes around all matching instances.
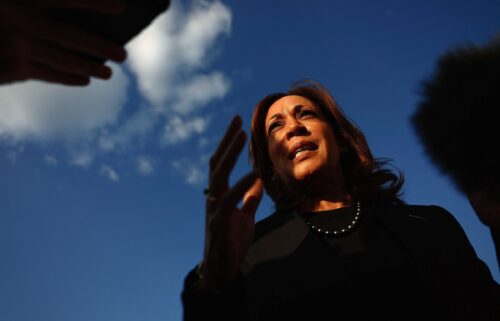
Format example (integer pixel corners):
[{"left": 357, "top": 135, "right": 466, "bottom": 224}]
[{"left": 371, "top": 204, "right": 440, "bottom": 286}]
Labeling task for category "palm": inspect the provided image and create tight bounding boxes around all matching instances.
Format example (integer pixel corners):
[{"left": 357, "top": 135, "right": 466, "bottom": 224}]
[
  {"left": 201, "top": 116, "right": 263, "bottom": 288},
  {"left": 227, "top": 207, "right": 256, "bottom": 262}
]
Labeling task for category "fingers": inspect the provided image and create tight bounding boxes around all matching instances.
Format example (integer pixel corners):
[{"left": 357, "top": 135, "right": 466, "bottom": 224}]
[
  {"left": 219, "top": 172, "right": 260, "bottom": 216},
  {"left": 31, "top": 15, "right": 127, "bottom": 62},
  {"left": 210, "top": 116, "right": 242, "bottom": 171},
  {"left": 0, "top": 0, "right": 123, "bottom": 85},
  {"left": 207, "top": 117, "right": 263, "bottom": 220},
  {"left": 28, "top": 62, "right": 91, "bottom": 86},
  {"left": 29, "top": 38, "right": 113, "bottom": 80},
  {"left": 43, "top": 0, "right": 126, "bottom": 14},
  {"left": 212, "top": 131, "right": 246, "bottom": 191},
  {"left": 0, "top": 36, "right": 90, "bottom": 85},
  {"left": 241, "top": 178, "right": 264, "bottom": 218},
  {"left": 209, "top": 116, "right": 246, "bottom": 194}
]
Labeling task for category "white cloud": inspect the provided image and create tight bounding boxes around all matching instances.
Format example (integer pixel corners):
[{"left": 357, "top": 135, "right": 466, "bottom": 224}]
[
  {"left": 178, "top": 1, "right": 231, "bottom": 66},
  {"left": 100, "top": 1, "right": 233, "bottom": 152},
  {"left": 0, "top": 0, "right": 231, "bottom": 147},
  {"left": 172, "top": 159, "right": 206, "bottom": 185},
  {"left": 100, "top": 165, "right": 120, "bottom": 182},
  {"left": 125, "top": 10, "right": 177, "bottom": 105},
  {"left": 171, "top": 72, "right": 230, "bottom": 114},
  {"left": 198, "top": 137, "right": 210, "bottom": 148},
  {"left": 0, "top": 0, "right": 233, "bottom": 185},
  {"left": 127, "top": 0, "right": 231, "bottom": 112},
  {"left": 137, "top": 156, "right": 155, "bottom": 175},
  {"left": 0, "top": 64, "right": 128, "bottom": 142},
  {"left": 162, "top": 115, "right": 210, "bottom": 145},
  {"left": 98, "top": 107, "right": 158, "bottom": 152},
  {"left": 70, "top": 152, "right": 94, "bottom": 168},
  {"left": 185, "top": 166, "right": 205, "bottom": 185},
  {"left": 44, "top": 155, "right": 58, "bottom": 166}
]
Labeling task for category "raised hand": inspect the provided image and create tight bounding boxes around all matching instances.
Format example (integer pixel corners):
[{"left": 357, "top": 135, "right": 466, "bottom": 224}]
[
  {"left": 0, "top": 0, "right": 127, "bottom": 86},
  {"left": 467, "top": 189, "right": 500, "bottom": 229},
  {"left": 199, "top": 115, "right": 264, "bottom": 290}
]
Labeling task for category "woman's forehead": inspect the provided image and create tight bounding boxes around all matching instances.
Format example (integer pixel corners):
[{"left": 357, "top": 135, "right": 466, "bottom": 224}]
[{"left": 265, "top": 95, "right": 316, "bottom": 119}]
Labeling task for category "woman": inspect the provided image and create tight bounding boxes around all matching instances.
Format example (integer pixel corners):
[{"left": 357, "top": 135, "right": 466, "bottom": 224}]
[{"left": 182, "top": 81, "right": 499, "bottom": 320}]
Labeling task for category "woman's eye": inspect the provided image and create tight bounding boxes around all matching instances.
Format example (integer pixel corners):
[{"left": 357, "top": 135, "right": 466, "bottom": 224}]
[
  {"left": 299, "top": 109, "right": 316, "bottom": 119},
  {"left": 268, "top": 122, "right": 282, "bottom": 133}
]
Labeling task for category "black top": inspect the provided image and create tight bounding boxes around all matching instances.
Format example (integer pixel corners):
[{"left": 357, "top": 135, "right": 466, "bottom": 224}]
[
  {"left": 182, "top": 204, "right": 500, "bottom": 321},
  {"left": 295, "top": 206, "right": 424, "bottom": 319}
]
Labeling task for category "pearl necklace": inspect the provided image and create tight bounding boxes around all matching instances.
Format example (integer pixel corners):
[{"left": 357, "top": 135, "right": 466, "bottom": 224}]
[{"left": 304, "top": 202, "right": 362, "bottom": 237}]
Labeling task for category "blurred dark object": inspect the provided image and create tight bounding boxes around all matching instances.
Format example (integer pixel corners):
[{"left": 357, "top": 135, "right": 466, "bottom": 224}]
[
  {"left": 50, "top": 0, "right": 171, "bottom": 47},
  {"left": 0, "top": 0, "right": 171, "bottom": 86},
  {"left": 412, "top": 36, "right": 500, "bottom": 195}
]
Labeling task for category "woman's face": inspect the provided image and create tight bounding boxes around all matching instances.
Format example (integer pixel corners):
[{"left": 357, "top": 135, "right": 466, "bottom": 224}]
[{"left": 265, "top": 95, "right": 342, "bottom": 183}]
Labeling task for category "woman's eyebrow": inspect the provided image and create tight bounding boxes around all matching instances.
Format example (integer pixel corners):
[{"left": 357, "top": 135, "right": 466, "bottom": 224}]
[
  {"left": 268, "top": 113, "right": 282, "bottom": 123},
  {"left": 267, "top": 104, "right": 308, "bottom": 125},
  {"left": 291, "top": 104, "right": 305, "bottom": 114}
]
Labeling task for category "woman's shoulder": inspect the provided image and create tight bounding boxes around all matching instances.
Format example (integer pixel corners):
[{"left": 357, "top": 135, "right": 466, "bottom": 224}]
[
  {"left": 253, "top": 209, "right": 298, "bottom": 239},
  {"left": 374, "top": 202, "right": 459, "bottom": 226},
  {"left": 242, "top": 209, "right": 309, "bottom": 272},
  {"left": 374, "top": 203, "right": 478, "bottom": 253}
]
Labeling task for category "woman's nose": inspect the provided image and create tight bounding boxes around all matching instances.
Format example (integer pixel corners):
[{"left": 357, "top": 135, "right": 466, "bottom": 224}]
[{"left": 285, "top": 119, "right": 307, "bottom": 140}]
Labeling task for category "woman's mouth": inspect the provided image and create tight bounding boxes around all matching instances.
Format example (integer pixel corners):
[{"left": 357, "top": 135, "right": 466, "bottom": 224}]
[{"left": 289, "top": 142, "right": 318, "bottom": 160}]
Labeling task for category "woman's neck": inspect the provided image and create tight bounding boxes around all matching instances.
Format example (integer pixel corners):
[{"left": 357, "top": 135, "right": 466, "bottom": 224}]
[
  {"left": 300, "top": 199, "right": 350, "bottom": 212},
  {"left": 294, "top": 176, "right": 352, "bottom": 212}
]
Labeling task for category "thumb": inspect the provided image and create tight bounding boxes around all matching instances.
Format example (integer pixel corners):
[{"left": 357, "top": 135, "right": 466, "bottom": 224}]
[{"left": 241, "top": 178, "right": 264, "bottom": 218}]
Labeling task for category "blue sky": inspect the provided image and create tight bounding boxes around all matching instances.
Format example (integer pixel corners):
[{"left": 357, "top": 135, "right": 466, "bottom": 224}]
[{"left": 1, "top": 1, "right": 499, "bottom": 320}]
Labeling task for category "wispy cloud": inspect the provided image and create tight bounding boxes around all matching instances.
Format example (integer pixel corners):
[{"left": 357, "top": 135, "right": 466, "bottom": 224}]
[
  {"left": 0, "top": 64, "right": 128, "bottom": 142},
  {"left": 70, "top": 152, "right": 94, "bottom": 168},
  {"left": 172, "top": 158, "right": 206, "bottom": 186},
  {"left": 137, "top": 156, "right": 155, "bottom": 176},
  {"left": 100, "top": 165, "right": 120, "bottom": 183},
  {"left": 93, "top": 0, "right": 232, "bottom": 152},
  {"left": 125, "top": 0, "right": 231, "bottom": 149},
  {"left": 0, "top": 0, "right": 232, "bottom": 184},
  {"left": 98, "top": 107, "right": 158, "bottom": 152},
  {"left": 162, "top": 115, "right": 210, "bottom": 145},
  {"left": 170, "top": 72, "right": 230, "bottom": 115},
  {"left": 44, "top": 155, "right": 58, "bottom": 166},
  {"left": 127, "top": 0, "right": 232, "bottom": 110}
]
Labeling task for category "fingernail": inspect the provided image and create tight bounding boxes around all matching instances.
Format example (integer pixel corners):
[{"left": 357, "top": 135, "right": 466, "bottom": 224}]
[
  {"left": 232, "top": 115, "right": 242, "bottom": 126},
  {"left": 73, "top": 77, "right": 91, "bottom": 86},
  {"left": 97, "top": 66, "right": 112, "bottom": 79},
  {"left": 111, "top": 47, "right": 127, "bottom": 62}
]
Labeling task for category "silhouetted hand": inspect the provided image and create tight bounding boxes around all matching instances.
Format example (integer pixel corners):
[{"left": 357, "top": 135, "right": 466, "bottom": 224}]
[
  {"left": 467, "top": 189, "right": 500, "bottom": 230},
  {"left": 199, "top": 116, "right": 264, "bottom": 290},
  {"left": 0, "top": 0, "right": 127, "bottom": 86}
]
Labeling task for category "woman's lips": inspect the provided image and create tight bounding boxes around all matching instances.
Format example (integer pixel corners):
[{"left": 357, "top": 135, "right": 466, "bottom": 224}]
[
  {"left": 289, "top": 141, "right": 318, "bottom": 160},
  {"left": 293, "top": 148, "right": 316, "bottom": 162}
]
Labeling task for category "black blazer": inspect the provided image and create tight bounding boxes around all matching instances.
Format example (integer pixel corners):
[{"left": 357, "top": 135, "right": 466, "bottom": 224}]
[{"left": 183, "top": 204, "right": 500, "bottom": 320}]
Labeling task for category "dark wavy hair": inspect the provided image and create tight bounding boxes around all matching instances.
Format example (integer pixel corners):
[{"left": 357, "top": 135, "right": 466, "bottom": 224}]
[
  {"left": 412, "top": 36, "right": 500, "bottom": 194},
  {"left": 249, "top": 80, "right": 404, "bottom": 210}
]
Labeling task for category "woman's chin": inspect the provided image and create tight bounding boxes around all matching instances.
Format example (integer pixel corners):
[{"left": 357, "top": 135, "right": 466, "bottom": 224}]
[{"left": 290, "top": 168, "right": 321, "bottom": 182}]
